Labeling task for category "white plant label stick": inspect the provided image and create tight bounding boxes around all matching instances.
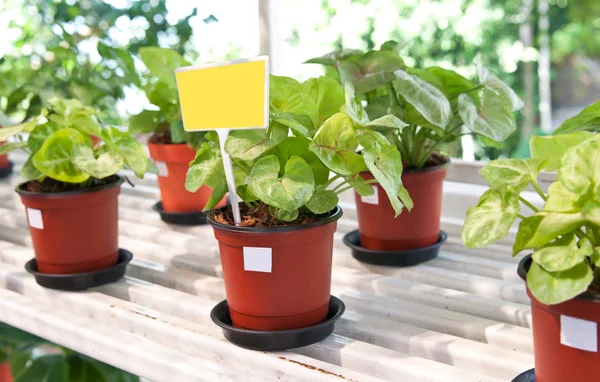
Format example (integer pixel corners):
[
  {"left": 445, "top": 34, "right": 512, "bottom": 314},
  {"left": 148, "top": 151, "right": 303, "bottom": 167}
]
[{"left": 217, "top": 129, "right": 242, "bottom": 225}]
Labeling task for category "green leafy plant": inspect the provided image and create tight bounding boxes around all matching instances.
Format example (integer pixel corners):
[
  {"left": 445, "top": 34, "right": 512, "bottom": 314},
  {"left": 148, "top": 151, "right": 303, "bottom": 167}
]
[
  {"left": 186, "top": 74, "right": 413, "bottom": 222},
  {"left": 0, "top": 323, "right": 138, "bottom": 381},
  {"left": 128, "top": 47, "right": 206, "bottom": 149},
  {"left": 0, "top": 98, "right": 149, "bottom": 188},
  {"left": 461, "top": 103, "right": 600, "bottom": 305},
  {"left": 306, "top": 42, "right": 523, "bottom": 169}
]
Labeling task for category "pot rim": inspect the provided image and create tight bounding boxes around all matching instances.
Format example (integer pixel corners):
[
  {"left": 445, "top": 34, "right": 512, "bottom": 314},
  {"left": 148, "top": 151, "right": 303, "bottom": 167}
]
[
  {"left": 15, "top": 175, "right": 124, "bottom": 198},
  {"left": 147, "top": 141, "right": 192, "bottom": 147},
  {"left": 518, "top": 253, "right": 600, "bottom": 303},
  {"left": 402, "top": 156, "right": 451, "bottom": 174},
  {"left": 208, "top": 205, "right": 343, "bottom": 233}
]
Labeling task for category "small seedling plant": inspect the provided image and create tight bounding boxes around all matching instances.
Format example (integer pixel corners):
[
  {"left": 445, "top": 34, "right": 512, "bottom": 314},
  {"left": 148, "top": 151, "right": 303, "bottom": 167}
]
[
  {"left": 0, "top": 98, "right": 149, "bottom": 189},
  {"left": 306, "top": 41, "right": 523, "bottom": 168},
  {"left": 128, "top": 47, "right": 206, "bottom": 149},
  {"left": 462, "top": 101, "right": 600, "bottom": 305},
  {"left": 0, "top": 323, "right": 139, "bottom": 381},
  {"left": 186, "top": 74, "right": 414, "bottom": 224}
]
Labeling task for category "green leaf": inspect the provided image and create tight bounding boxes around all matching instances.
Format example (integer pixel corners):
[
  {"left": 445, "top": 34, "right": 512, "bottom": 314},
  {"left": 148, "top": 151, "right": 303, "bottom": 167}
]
[
  {"left": 479, "top": 158, "right": 546, "bottom": 192},
  {"left": 543, "top": 181, "right": 582, "bottom": 213},
  {"left": 270, "top": 75, "right": 318, "bottom": 128},
  {"left": 102, "top": 127, "right": 148, "bottom": 178},
  {"left": 380, "top": 40, "right": 404, "bottom": 54},
  {"left": 14, "top": 355, "right": 68, "bottom": 382},
  {"left": 476, "top": 62, "right": 524, "bottom": 111},
  {"left": 204, "top": 180, "right": 227, "bottom": 211},
  {"left": 129, "top": 110, "right": 162, "bottom": 134},
  {"left": 461, "top": 188, "right": 520, "bottom": 248},
  {"left": 10, "top": 350, "right": 33, "bottom": 377},
  {"left": 558, "top": 134, "right": 600, "bottom": 198},
  {"left": 73, "top": 145, "right": 125, "bottom": 179},
  {"left": 513, "top": 215, "right": 543, "bottom": 256},
  {"left": 582, "top": 200, "right": 600, "bottom": 226},
  {"left": 395, "top": 69, "right": 452, "bottom": 129},
  {"left": 0, "top": 141, "right": 27, "bottom": 155},
  {"left": 20, "top": 157, "right": 42, "bottom": 181},
  {"left": 237, "top": 184, "right": 258, "bottom": 202},
  {"left": 344, "top": 82, "right": 370, "bottom": 125},
  {"left": 0, "top": 120, "right": 38, "bottom": 142},
  {"left": 345, "top": 175, "right": 374, "bottom": 196},
  {"left": 366, "top": 115, "right": 408, "bottom": 130},
  {"left": 591, "top": 247, "right": 600, "bottom": 267},
  {"left": 248, "top": 155, "right": 314, "bottom": 211},
  {"left": 554, "top": 100, "right": 600, "bottom": 134},
  {"left": 271, "top": 112, "right": 313, "bottom": 137},
  {"left": 530, "top": 131, "right": 592, "bottom": 171},
  {"left": 225, "top": 124, "right": 288, "bottom": 161},
  {"left": 169, "top": 120, "right": 190, "bottom": 144},
  {"left": 362, "top": 141, "right": 411, "bottom": 216},
  {"left": 309, "top": 112, "right": 365, "bottom": 176},
  {"left": 47, "top": 98, "right": 102, "bottom": 137},
  {"left": 532, "top": 235, "right": 591, "bottom": 272},
  {"left": 269, "top": 206, "right": 299, "bottom": 222},
  {"left": 28, "top": 123, "right": 62, "bottom": 153},
  {"left": 33, "top": 128, "right": 91, "bottom": 183},
  {"left": 185, "top": 142, "right": 224, "bottom": 192},
  {"left": 458, "top": 89, "right": 516, "bottom": 142},
  {"left": 274, "top": 136, "right": 329, "bottom": 185},
  {"left": 304, "top": 49, "right": 363, "bottom": 66},
  {"left": 139, "top": 47, "right": 190, "bottom": 89},
  {"left": 525, "top": 212, "right": 586, "bottom": 249},
  {"left": 527, "top": 261, "right": 593, "bottom": 305},
  {"left": 339, "top": 50, "right": 405, "bottom": 94},
  {"left": 306, "top": 189, "right": 339, "bottom": 214},
  {"left": 97, "top": 41, "right": 140, "bottom": 87},
  {"left": 422, "top": 67, "right": 477, "bottom": 104},
  {"left": 302, "top": 76, "right": 345, "bottom": 125}
]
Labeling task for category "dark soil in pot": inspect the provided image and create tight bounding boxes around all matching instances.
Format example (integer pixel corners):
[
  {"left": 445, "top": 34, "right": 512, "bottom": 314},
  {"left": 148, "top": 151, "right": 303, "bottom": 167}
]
[
  {"left": 16, "top": 175, "right": 123, "bottom": 274},
  {"left": 354, "top": 158, "right": 450, "bottom": 251},
  {"left": 148, "top": 140, "right": 226, "bottom": 213},
  {"left": 518, "top": 255, "right": 600, "bottom": 382},
  {"left": 208, "top": 204, "right": 342, "bottom": 331}
]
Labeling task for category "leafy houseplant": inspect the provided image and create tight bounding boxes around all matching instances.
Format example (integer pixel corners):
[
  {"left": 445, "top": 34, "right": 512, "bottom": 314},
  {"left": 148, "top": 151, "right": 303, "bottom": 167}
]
[
  {"left": 0, "top": 98, "right": 149, "bottom": 275},
  {"left": 0, "top": 323, "right": 138, "bottom": 382},
  {"left": 461, "top": 101, "right": 600, "bottom": 381},
  {"left": 185, "top": 74, "right": 408, "bottom": 331},
  {"left": 306, "top": 42, "right": 523, "bottom": 252},
  {"left": 128, "top": 47, "right": 221, "bottom": 214}
]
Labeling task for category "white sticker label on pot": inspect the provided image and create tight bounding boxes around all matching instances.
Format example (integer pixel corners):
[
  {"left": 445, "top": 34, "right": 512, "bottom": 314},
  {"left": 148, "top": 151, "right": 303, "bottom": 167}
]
[
  {"left": 243, "top": 247, "right": 272, "bottom": 273},
  {"left": 560, "top": 315, "right": 598, "bottom": 352},
  {"left": 27, "top": 208, "right": 44, "bottom": 230},
  {"left": 360, "top": 186, "right": 379, "bottom": 205},
  {"left": 155, "top": 161, "right": 168, "bottom": 177}
]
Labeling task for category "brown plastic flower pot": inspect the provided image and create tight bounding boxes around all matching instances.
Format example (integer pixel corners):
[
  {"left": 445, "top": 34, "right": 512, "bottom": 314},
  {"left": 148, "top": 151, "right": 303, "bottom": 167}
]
[
  {"left": 0, "top": 361, "right": 12, "bottom": 382},
  {"left": 354, "top": 161, "right": 449, "bottom": 251},
  {"left": 208, "top": 206, "right": 343, "bottom": 331},
  {"left": 148, "top": 142, "right": 225, "bottom": 213},
  {"left": 15, "top": 176, "right": 123, "bottom": 274},
  {"left": 518, "top": 255, "right": 600, "bottom": 382}
]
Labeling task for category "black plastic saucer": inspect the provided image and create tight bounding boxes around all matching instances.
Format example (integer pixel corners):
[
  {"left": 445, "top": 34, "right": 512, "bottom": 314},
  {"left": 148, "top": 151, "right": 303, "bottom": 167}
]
[
  {"left": 153, "top": 201, "right": 208, "bottom": 226},
  {"left": 343, "top": 230, "right": 447, "bottom": 266},
  {"left": 211, "top": 296, "right": 345, "bottom": 351},
  {"left": 512, "top": 369, "right": 535, "bottom": 382},
  {"left": 0, "top": 162, "right": 13, "bottom": 179},
  {"left": 25, "top": 249, "right": 133, "bottom": 291}
]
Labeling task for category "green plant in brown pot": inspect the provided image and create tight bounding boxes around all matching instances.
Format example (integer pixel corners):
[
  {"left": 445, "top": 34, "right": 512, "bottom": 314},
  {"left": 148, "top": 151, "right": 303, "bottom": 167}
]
[{"left": 306, "top": 42, "right": 522, "bottom": 262}]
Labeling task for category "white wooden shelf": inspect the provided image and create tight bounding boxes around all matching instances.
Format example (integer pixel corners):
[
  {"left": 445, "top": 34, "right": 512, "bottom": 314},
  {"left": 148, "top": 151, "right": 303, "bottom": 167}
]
[{"left": 0, "top": 156, "right": 534, "bottom": 382}]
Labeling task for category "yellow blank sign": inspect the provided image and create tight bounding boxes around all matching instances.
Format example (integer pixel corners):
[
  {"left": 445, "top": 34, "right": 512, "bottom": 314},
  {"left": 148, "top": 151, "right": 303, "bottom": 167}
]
[{"left": 175, "top": 57, "right": 269, "bottom": 131}]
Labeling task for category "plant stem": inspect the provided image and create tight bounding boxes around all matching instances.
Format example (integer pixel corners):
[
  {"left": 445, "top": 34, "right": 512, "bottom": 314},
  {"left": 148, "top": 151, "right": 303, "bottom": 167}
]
[
  {"left": 517, "top": 214, "right": 527, "bottom": 219},
  {"left": 416, "top": 123, "right": 462, "bottom": 167},
  {"left": 335, "top": 185, "right": 354, "bottom": 195},
  {"left": 518, "top": 195, "right": 539, "bottom": 212},
  {"left": 449, "top": 85, "right": 484, "bottom": 100},
  {"left": 333, "top": 180, "right": 349, "bottom": 192},
  {"left": 532, "top": 182, "right": 548, "bottom": 201},
  {"left": 324, "top": 174, "right": 342, "bottom": 189}
]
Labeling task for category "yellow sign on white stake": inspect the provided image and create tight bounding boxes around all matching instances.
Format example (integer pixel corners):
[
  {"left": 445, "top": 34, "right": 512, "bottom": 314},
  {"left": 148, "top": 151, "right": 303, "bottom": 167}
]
[
  {"left": 174, "top": 56, "right": 270, "bottom": 226},
  {"left": 175, "top": 57, "right": 269, "bottom": 131}
]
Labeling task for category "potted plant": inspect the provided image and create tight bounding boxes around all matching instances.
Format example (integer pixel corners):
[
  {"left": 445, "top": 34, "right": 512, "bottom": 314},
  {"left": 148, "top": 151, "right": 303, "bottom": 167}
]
[
  {"left": 185, "top": 74, "right": 406, "bottom": 332},
  {"left": 129, "top": 47, "right": 224, "bottom": 217},
  {"left": 461, "top": 101, "right": 600, "bottom": 381},
  {"left": 307, "top": 44, "right": 522, "bottom": 255},
  {"left": 0, "top": 98, "right": 149, "bottom": 275},
  {"left": 0, "top": 123, "right": 14, "bottom": 179},
  {"left": 0, "top": 323, "right": 139, "bottom": 381}
]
